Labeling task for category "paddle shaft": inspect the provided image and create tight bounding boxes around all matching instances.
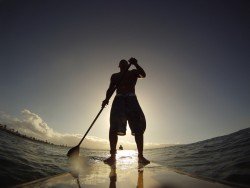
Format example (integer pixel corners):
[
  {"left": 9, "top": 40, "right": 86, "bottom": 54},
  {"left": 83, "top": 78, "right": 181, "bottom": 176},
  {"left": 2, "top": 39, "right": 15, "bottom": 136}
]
[
  {"left": 77, "top": 63, "right": 132, "bottom": 147},
  {"left": 77, "top": 107, "right": 104, "bottom": 146}
]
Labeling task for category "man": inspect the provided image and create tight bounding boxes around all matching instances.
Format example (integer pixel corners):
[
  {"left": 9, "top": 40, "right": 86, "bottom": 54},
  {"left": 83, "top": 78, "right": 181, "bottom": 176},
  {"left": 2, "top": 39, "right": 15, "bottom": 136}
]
[{"left": 102, "top": 57, "right": 150, "bottom": 165}]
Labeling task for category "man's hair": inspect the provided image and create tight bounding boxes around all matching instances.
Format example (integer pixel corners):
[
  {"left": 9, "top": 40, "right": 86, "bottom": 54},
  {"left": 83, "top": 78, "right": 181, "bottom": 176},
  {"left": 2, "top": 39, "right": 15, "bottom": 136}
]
[{"left": 119, "top": 59, "right": 128, "bottom": 67}]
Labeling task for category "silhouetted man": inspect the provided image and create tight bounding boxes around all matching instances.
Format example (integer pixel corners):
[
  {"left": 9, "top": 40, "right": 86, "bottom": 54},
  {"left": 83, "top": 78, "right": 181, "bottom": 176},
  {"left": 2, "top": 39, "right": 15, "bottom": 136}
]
[{"left": 102, "top": 57, "right": 150, "bottom": 165}]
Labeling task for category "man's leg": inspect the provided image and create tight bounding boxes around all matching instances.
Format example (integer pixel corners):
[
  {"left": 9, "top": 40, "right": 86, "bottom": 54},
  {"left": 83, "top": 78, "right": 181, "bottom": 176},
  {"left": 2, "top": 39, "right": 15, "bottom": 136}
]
[
  {"left": 135, "top": 133, "right": 150, "bottom": 165},
  {"left": 109, "top": 130, "right": 118, "bottom": 157},
  {"left": 104, "top": 130, "right": 117, "bottom": 165},
  {"left": 135, "top": 133, "right": 143, "bottom": 157}
]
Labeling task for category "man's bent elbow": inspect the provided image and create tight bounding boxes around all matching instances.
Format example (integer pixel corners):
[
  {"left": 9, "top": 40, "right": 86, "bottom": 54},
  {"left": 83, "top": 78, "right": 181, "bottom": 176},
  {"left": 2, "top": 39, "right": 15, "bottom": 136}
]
[{"left": 140, "top": 73, "right": 146, "bottom": 78}]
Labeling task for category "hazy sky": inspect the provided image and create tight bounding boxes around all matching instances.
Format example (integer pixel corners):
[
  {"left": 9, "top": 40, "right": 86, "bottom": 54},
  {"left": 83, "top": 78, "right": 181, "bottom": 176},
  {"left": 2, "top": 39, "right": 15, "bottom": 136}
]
[{"left": 0, "top": 0, "right": 249, "bottom": 147}]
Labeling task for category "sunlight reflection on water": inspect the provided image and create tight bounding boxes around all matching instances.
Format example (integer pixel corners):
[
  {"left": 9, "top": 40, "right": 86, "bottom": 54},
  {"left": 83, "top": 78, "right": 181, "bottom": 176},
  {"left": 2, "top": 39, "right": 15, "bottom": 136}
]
[{"left": 116, "top": 150, "right": 138, "bottom": 170}]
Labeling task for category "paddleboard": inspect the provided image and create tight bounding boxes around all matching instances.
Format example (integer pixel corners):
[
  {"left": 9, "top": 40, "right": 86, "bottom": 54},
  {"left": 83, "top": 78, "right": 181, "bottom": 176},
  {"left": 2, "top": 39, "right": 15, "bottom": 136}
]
[{"left": 15, "top": 156, "right": 237, "bottom": 188}]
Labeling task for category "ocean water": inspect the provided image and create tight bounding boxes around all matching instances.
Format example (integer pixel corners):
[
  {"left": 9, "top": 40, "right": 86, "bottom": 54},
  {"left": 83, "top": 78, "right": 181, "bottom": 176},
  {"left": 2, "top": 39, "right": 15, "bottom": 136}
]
[{"left": 0, "top": 128, "right": 249, "bottom": 187}]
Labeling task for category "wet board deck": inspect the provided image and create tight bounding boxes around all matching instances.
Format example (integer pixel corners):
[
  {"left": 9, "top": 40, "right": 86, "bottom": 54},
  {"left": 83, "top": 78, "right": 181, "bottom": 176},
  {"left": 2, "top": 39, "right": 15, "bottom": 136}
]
[{"left": 16, "top": 157, "right": 236, "bottom": 188}]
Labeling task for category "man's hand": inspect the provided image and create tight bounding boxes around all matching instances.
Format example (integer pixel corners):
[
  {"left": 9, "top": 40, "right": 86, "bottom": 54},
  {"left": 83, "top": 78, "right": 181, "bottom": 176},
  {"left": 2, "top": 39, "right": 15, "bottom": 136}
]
[
  {"left": 128, "top": 57, "right": 138, "bottom": 66},
  {"left": 102, "top": 99, "right": 109, "bottom": 108}
]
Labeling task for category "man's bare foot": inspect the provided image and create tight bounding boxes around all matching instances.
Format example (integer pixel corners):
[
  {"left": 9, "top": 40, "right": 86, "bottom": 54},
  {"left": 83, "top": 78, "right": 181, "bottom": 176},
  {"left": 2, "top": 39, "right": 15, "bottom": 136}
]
[
  {"left": 103, "top": 156, "right": 116, "bottom": 165},
  {"left": 138, "top": 156, "right": 150, "bottom": 165}
]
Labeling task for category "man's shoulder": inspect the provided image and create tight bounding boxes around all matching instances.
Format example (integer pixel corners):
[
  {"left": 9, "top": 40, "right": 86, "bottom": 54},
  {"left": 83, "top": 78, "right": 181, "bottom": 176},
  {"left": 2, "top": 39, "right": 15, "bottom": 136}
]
[
  {"left": 111, "top": 72, "right": 120, "bottom": 81},
  {"left": 111, "top": 72, "right": 120, "bottom": 77},
  {"left": 111, "top": 70, "right": 136, "bottom": 78},
  {"left": 130, "top": 69, "right": 140, "bottom": 76}
]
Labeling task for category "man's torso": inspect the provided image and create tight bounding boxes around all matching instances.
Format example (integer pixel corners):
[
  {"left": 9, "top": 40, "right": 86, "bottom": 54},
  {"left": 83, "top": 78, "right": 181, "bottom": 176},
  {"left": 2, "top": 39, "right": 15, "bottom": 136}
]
[{"left": 111, "top": 70, "right": 139, "bottom": 94}]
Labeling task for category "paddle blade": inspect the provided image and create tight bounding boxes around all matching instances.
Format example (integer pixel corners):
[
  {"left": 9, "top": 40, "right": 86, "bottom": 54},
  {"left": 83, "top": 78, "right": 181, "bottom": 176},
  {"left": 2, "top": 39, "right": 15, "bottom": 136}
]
[{"left": 67, "top": 145, "right": 79, "bottom": 158}]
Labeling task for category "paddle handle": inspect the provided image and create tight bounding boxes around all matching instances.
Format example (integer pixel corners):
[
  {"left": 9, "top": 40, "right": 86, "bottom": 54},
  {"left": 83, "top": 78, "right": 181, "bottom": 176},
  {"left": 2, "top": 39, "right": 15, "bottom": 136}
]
[{"left": 77, "top": 63, "right": 132, "bottom": 146}]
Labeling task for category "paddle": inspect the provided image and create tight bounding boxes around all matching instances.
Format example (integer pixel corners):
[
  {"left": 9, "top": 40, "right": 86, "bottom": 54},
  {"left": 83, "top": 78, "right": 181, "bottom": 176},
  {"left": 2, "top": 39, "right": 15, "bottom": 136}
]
[{"left": 67, "top": 62, "right": 132, "bottom": 158}]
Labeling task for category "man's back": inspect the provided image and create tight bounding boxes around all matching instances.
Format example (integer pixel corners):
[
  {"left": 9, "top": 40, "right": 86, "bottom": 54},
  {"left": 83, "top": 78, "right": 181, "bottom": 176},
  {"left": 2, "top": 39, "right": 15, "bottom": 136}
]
[{"left": 111, "top": 70, "right": 140, "bottom": 94}]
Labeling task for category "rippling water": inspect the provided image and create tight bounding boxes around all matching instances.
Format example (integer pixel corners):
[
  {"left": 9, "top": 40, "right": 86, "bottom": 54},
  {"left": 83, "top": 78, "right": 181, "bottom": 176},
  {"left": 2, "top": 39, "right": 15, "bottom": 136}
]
[
  {"left": 147, "top": 128, "right": 250, "bottom": 187},
  {"left": 0, "top": 130, "right": 69, "bottom": 186},
  {"left": 0, "top": 128, "right": 249, "bottom": 187}
]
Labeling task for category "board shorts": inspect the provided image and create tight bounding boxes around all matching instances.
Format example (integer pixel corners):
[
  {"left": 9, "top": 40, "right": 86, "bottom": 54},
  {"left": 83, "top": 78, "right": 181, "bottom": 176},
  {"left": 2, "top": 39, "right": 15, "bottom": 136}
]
[{"left": 110, "top": 93, "right": 146, "bottom": 136}]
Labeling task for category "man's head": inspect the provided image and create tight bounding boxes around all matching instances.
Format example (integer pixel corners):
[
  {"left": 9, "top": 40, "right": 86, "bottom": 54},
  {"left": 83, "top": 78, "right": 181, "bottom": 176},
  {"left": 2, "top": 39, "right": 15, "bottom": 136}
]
[{"left": 119, "top": 59, "right": 129, "bottom": 71}]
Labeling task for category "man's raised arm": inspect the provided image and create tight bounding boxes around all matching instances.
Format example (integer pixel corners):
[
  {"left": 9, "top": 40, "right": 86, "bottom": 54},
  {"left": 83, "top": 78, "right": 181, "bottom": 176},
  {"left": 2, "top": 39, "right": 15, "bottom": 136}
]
[{"left": 129, "top": 57, "right": 146, "bottom": 78}]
